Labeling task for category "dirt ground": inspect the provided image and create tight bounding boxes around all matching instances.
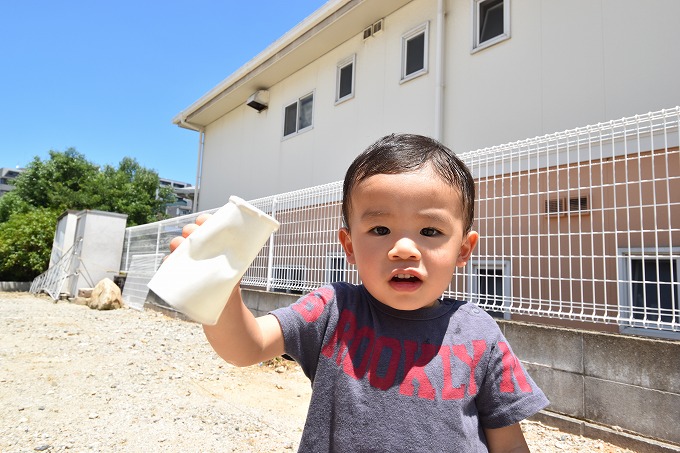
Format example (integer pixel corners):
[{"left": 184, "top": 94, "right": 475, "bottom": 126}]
[{"left": 0, "top": 292, "right": 641, "bottom": 452}]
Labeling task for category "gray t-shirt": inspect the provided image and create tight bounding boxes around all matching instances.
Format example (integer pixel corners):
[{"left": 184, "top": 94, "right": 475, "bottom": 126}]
[{"left": 272, "top": 282, "right": 549, "bottom": 452}]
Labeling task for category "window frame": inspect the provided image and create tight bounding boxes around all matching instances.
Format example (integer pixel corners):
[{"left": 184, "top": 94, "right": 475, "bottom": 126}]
[
  {"left": 335, "top": 55, "right": 356, "bottom": 104},
  {"left": 618, "top": 248, "right": 680, "bottom": 339},
  {"left": 271, "top": 264, "right": 307, "bottom": 295},
  {"left": 469, "top": 259, "right": 512, "bottom": 319},
  {"left": 400, "top": 22, "right": 429, "bottom": 83},
  {"left": 325, "top": 253, "right": 347, "bottom": 284},
  {"left": 471, "top": 0, "right": 511, "bottom": 53},
  {"left": 282, "top": 91, "right": 315, "bottom": 138}
]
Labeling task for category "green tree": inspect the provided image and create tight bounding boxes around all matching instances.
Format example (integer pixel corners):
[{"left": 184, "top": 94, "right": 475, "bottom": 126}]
[
  {"left": 13, "top": 148, "right": 99, "bottom": 212},
  {"left": 0, "top": 208, "right": 60, "bottom": 281},
  {"left": 9, "top": 149, "right": 173, "bottom": 225},
  {"left": 0, "top": 191, "right": 32, "bottom": 223},
  {"left": 88, "top": 157, "right": 174, "bottom": 226},
  {"left": 0, "top": 148, "right": 177, "bottom": 280}
]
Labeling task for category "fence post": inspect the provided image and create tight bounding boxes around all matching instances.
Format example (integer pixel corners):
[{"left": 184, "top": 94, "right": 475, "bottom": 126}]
[
  {"left": 154, "top": 223, "right": 162, "bottom": 270},
  {"left": 265, "top": 197, "right": 278, "bottom": 292},
  {"left": 125, "top": 231, "right": 131, "bottom": 271}
]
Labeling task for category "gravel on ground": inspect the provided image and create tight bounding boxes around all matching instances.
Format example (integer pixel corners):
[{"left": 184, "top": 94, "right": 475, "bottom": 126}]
[{"left": 0, "top": 292, "right": 639, "bottom": 452}]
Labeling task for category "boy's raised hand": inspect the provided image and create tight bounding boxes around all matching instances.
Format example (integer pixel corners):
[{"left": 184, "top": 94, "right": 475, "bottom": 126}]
[{"left": 165, "top": 211, "right": 285, "bottom": 366}]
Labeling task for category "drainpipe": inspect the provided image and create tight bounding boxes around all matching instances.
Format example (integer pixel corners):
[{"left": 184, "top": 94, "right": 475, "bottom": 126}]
[
  {"left": 434, "top": 0, "right": 446, "bottom": 142},
  {"left": 178, "top": 116, "right": 205, "bottom": 213},
  {"left": 193, "top": 129, "right": 205, "bottom": 213}
]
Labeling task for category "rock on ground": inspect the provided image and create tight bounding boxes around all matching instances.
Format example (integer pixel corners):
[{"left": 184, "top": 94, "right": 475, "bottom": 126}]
[
  {"left": 0, "top": 292, "right": 637, "bottom": 452},
  {"left": 87, "top": 278, "right": 123, "bottom": 310}
]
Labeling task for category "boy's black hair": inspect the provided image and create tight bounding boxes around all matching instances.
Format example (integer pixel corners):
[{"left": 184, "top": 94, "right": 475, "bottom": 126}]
[{"left": 342, "top": 133, "right": 475, "bottom": 234}]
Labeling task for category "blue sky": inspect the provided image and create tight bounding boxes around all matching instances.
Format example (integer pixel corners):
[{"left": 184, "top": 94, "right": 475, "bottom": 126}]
[{"left": 0, "top": 1, "right": 327, "bottom": 184}]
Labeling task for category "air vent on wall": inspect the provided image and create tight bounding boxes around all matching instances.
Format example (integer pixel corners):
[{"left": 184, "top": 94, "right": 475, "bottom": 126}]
[
  {"left": 569, "top": 196, "right": 588, "bottom": 212},
  {"left": 545, "top": 198, "right": 565, "bottom": 215},
  {"left": 545, "top": 196, "right": 589, "bottom": 216},
  {"left": 246, "top": 90, "right": 269, "bottom": 112},
  {"left": 372, "top": 19, "right": 384, "bottom": 35},
  {"left": 363, "top": 18, "right": 384, "bottom": 40}
]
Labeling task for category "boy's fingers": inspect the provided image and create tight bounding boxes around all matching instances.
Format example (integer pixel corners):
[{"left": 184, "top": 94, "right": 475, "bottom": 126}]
[
  {"left": 169, "top": 236, "right": 184, "bottom": 253},
  {"left": 196, "top": 213, "right": 211, "bottom": 225},
  {"left": 182, "top": 223, "right": 199, "bottom": 238},
  {"left": 170, "top": 214, "right": 211, "bottom": 256}
]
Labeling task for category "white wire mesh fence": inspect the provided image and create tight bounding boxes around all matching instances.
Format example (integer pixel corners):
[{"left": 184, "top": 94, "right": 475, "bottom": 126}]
[
  {"left": 122, "top": 107, "right": 679, "bottom": 334},
  {"left": 461, "top": 107, "right": 679, "bottom": 334}
]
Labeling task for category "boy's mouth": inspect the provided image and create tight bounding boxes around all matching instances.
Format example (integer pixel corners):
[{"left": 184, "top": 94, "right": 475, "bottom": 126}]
[
  {"left": 389, "top": 273, "right": 423, "bottom": 292},
  {"left": 391, "top": 274, "right": 421, "bottom": 283}
]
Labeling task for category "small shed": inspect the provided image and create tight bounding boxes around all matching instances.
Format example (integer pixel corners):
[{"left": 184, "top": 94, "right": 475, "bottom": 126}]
[{"left": 50, "top": 210, "right": 128, "bottom": 297}]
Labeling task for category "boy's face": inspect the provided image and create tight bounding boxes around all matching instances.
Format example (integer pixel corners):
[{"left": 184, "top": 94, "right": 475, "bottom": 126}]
[{"left": 339, "top": 165, "right": 478, "bottom": 311}]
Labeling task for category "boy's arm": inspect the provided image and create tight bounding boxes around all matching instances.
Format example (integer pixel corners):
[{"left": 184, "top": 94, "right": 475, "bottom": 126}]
[
  {"left": 172, "top": 216, "right": 285, "bottom": 367},
  {"left": 484, "top": 423, "right": 530, "bottom": 453},
  {"left": 202, "top": 284, "right": 285, "bottom": 367}
]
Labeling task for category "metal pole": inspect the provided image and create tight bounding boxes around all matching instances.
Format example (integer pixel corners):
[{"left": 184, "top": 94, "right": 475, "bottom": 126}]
[{"left": 265, "top": 197, "right": 278, "bottom": 291}]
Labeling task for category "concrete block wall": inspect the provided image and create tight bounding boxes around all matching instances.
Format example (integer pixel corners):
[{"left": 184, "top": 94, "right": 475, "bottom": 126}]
[
  {"left": 500, "top": 321, "right": 680, "bottom": 446},
  {"left": 0, "top": 281, "right": 31, "bottom": 292},
  {"left": 242, "top": 288, "right": 298, "bottom": 318}
]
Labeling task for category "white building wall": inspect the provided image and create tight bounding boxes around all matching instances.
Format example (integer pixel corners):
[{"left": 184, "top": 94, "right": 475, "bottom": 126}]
[
  {"left": 599, "top": 0, "right": 679, "bottom": 118},
  {"left": 445, "top": 0, "right": 680, "bottom": 153},
  {"left": 197, "top": 0, "right": 439, "bottom": 209},
  {"left": 194, "top": 0, "right": 680, "bottom": 210}
]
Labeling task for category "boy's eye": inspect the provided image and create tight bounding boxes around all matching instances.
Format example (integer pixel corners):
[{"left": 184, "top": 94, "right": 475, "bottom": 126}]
[
  {"left": 371, "top": 226, "right": 390, "bottom": 235},
  {"left": 421, "top": 227, "right": 440, "bottom": 237}
]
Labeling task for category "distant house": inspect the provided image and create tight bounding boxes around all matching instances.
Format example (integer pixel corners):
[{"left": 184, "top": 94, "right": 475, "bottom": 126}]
[
  {"left": 159, "top": 177, "right": 194, "bottom": 218},
  {"left": 173, "top": 0, "right": 680, "bottom": 211},
  {"left": 0, "top": 167, "right": 24, "bottom": 197}
]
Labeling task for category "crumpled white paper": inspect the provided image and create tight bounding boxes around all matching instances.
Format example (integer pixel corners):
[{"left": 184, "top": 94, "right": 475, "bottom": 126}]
[{"left": 147, "top": 196, "right": 280, "bottom": 325}]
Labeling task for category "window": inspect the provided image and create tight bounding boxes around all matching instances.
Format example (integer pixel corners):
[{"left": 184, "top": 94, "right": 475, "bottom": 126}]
[
  {"left": 283, "top": 92, "right": 314, "bottom": 137},
  {"left": 620, "top": 250, "right": 679, "bottom": 337},
  {"left": 401, "top": 22, "right": 429, "bottom": 82},
  {"left": 336, "top": 55, "right": 355, "bottom": 104},
  {"left": 272, "top": 265, "right": 307, "bottom": 294},
  {"left": 471, "top": 261, "right": 511, "bottom": 319},
  {"left": 326, "top": 254, "right": 347, "bottom": 284},
  {"left": 472, "top": 0, "right": 510, "bottom": 52}
]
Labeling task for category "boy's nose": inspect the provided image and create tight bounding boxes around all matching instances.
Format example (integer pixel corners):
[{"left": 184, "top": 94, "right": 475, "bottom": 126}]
[{"left": 388, "top": 237, "right": 421, "bottom": 261}]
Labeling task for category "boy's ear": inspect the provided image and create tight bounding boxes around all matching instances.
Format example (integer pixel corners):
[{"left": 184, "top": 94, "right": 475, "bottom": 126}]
[
  {"left": 338, "top": 227, "right": 356, "bottom": 265},
  {"left": 456, "top": 231, "right": 479, "bottom": 267}
]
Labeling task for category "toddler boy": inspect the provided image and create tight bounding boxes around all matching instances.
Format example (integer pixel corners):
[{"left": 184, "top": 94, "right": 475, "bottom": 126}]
[{"left": 173, "top": 134, "right": 549, "bottom": 452}]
